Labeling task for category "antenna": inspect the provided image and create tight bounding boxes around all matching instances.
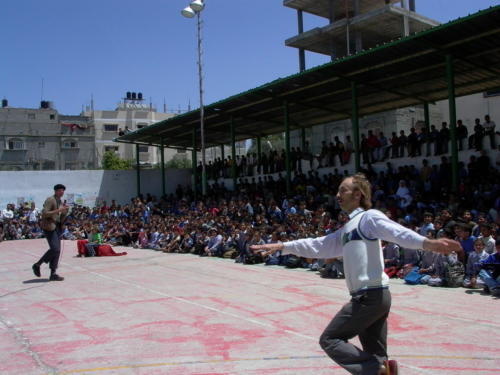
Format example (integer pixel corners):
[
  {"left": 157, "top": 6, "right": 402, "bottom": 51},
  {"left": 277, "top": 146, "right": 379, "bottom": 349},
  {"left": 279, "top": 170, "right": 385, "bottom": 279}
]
[
  {"left": 91, "top": 93, "right": 94, "bottom": 111},
  {"left": 41, "top": 78, "right": 44, "bottom": 101},
  {"left": 163, "top": 97, "right": 167, "bottom": 113},
  {"left": 188, "top": 99, "right": 192, "bottom": 112}
]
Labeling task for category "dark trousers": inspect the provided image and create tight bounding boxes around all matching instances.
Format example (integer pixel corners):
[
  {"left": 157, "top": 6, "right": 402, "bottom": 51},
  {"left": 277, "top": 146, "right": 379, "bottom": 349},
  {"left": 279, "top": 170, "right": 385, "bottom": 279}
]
[
  {"left": 319, "top": 288, "right": 391, "bottom": 375},
  {"left": 38, "top": 228, "right": 62, "bottom": 272}
]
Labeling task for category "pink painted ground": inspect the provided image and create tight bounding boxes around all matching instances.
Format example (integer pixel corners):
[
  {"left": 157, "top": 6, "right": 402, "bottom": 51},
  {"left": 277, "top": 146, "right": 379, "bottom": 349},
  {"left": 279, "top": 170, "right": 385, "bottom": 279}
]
[{"left": 0, "top": 239, "right": 498, "bottom": 375}]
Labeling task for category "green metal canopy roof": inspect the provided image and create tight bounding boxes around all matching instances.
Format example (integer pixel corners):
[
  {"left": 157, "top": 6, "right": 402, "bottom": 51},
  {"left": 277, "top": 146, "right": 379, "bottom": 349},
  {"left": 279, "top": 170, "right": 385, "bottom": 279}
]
[{"left": 116, "top": 5, "right": 500, "bottom": 150}]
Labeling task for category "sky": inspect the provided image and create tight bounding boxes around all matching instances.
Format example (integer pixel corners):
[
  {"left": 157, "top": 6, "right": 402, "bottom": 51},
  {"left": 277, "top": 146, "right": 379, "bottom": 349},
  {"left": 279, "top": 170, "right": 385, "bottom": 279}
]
[{"left": 2, "top": 0, "right": 499, "bottom": 115}]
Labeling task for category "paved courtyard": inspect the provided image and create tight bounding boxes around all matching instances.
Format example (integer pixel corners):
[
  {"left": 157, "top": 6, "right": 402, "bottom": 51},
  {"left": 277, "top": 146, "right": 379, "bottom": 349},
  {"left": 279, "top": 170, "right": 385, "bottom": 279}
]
[{"left": 0, "top": 239, "right": 498, "bottom": 375}]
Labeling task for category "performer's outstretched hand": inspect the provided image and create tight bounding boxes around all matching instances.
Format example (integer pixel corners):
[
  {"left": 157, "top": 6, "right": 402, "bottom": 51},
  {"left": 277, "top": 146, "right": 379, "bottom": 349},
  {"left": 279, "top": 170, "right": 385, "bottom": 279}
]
[
  {"left": 250, "top": 243, "right": 284, "bottom": 257},
  {"left": 423, "top": 238, "right": 462, "bottom": 255}
]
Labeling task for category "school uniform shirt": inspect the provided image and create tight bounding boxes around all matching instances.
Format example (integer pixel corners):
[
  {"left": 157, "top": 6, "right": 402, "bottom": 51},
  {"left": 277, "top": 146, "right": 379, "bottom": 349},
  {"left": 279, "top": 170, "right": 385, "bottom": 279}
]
[
  {"left": 466, "top": 250, "right": 489, "bottom": 277},
  {"left": 282, "top": 208, "right": 426, "bottom": 294}
]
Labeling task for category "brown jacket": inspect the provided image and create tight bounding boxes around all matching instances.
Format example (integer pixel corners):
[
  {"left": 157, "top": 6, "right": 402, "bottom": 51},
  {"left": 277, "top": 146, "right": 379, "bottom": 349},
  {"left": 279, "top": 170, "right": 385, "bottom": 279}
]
[{"left": 40, "top": 196, "right": 67, "bottom": 231}]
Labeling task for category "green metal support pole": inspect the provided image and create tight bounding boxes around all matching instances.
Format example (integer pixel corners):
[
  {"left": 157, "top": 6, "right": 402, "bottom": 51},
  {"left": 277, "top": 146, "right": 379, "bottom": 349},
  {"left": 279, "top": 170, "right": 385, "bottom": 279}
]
[
  {"left": 135, "top": 144, "right": 141, "bottom": 197},
  {"left": 424, "top": 102, "right": 430, "bottom": 131},
  {"left": 220, "top": 144, "right": 225, "bottom": 162},
  {"left": 257, "top": 136, "right": 262, "bottom": 171},
  {"left": 230, "top": 116, "right": 237, "bottom": 190},
  {"left": 160, "top": 138, "right": 166, "bottom": 197},
  {"left": 351, "top": 82, "right": 361, "bottom": 172},
  {"left": 284, "top": 101, "right": 291, "bottom": 196},
  {"left": 192, "top": 129, "right": 198, "bottom": 200},
  {"left": 446, "top": 55, "right": 459, "bottom": 192}
]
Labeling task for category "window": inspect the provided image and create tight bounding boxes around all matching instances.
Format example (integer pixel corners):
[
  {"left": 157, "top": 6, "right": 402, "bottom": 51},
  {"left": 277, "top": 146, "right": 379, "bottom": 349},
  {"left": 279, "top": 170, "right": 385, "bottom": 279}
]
[
  {"left": 104, "top": 146, "right": 119, "bottom": 153},
  {"left": 6, "top": 138, "right": 25, "bottom": 150},
  {"left": 50, "top": 114, "right": 55, "bottom": 120},
  {"left": 103, "top": 124, "right": 118, "bottom": 132},
  {"left": 177, "top": 149, "right": 186, "bottom": 154},
  {"left": 136, "top": 123, "right": 148, "bottom": 129},
  {"left": 138, "top": 146, "right": 149, "bottom": 153},
  {"left": 38, "top": 142, "right": 45, "bottom": 148},
  {"left": 27, "top": 113, "right": 36, "bottom": 120},
  {"left": 62, "top": 139, "right": 78, "bottom": 149}
]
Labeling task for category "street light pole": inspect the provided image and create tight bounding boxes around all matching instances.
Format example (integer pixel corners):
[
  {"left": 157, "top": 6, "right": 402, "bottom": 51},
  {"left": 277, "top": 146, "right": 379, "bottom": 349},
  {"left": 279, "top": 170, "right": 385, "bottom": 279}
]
[{"left": 182, "top": 0, "right": 207, "bottom": 197}]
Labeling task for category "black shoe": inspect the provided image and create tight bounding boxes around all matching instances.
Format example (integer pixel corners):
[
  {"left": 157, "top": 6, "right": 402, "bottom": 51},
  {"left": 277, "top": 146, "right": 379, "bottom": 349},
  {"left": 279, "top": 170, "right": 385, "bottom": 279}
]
[
  {"left": 32, "top": 264, "right": 41, "bottom": 277},
  {"left": 49, "top": 274, "right": 64, "bottom": 281}
]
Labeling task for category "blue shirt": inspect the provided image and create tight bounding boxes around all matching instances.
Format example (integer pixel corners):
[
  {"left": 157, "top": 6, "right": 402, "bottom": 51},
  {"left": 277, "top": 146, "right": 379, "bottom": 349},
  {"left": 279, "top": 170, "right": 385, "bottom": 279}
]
[{"left": 459, "top": 236, "right": 476, "bottom": 254}]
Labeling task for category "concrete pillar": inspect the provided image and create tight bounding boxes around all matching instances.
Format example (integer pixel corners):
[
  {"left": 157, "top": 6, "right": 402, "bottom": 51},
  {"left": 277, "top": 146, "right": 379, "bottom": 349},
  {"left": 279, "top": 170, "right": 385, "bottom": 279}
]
[
  {"left": 297, "top": 10, "right": 306, "bottom": 71},
  {"left": 401, "top": 0, "right": 410, "bottom": 36},
  {"left": 353, "top": 0, "right": 362, "bottom": 52},
  {"left": 409, "top": 0, "right": 416, "bottom": 12}
]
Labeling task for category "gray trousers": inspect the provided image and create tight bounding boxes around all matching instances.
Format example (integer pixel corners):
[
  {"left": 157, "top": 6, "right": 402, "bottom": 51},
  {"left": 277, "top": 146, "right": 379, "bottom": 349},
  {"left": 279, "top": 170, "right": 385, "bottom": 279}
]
[
  {"left": 319, "top": 288, "right": 391, "bottom": 375},
  {"left": 39, "top": 228, "right": 62, "bottom": 272}
]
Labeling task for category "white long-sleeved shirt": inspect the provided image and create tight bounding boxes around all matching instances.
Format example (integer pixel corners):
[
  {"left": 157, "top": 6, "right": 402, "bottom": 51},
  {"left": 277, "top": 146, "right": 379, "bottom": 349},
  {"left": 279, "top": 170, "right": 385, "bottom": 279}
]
[{"left": 282, "top": 208, "right": 426, "bottom": 260}]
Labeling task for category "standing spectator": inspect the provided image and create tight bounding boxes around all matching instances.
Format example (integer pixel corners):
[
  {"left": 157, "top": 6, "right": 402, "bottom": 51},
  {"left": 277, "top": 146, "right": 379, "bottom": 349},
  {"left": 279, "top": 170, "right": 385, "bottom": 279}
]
[
  {"left": 440, "top": 122, "right": 450, "bottom": 154},
  {"left": 367, "top": 130, "right": 380, "bottom": 163},
  {"left": 430, "top": 125, "right": 439, "bottom": 156},
  {"left": 344, "top": 136, "right": 353, "bottom": 165},
  {"left": 407, "top": 128, "right": 419, "bottom": 157},
  {"left": 456, "top": 120, "right": 468, "bottom": 151},
  {"left": 470, "top": 118, "right": 484, "bottom": 151},
  {"left": 360, "top": 133, "right": 370, "bottom": 165},
  {"left": 390, "top": 132, "right": 399, "bottom": 158},
  {"left": 483, "top": 115, "right": 496, "bottom": 149},
  {"left": 398, "top": 130, "right": 407, "bottom": 158},
  {"left": 378, "top": 132, "right": 389, "bottom": 161}
]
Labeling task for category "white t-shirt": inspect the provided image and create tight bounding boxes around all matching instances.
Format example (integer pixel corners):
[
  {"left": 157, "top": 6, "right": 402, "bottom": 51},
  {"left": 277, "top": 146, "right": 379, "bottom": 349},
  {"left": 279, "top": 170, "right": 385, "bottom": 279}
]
[
  {"left": 28, "top": 208, "right": 40, "bottom": 223},
  {"left": 1, "top": 209, "right": 14, "bottom": 220}
]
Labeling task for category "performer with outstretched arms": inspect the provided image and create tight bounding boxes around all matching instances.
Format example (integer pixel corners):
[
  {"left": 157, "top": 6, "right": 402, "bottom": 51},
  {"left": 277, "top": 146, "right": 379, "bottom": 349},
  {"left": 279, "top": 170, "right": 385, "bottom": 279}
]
[
  {"left": 32, "top": 184, "right": 69, "bottom": 281},
  {"left": 251, "top": 173, "right": 461, "bottom": 375}
]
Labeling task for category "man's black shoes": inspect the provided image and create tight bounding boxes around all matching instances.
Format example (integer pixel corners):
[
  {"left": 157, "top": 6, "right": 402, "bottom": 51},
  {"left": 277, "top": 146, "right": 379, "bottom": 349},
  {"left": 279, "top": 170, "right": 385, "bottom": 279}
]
[
  {"left": 32, "top": 264, "right": 41, "bottom": 277},
  {"left": 49, "top": 274, "right": 64, "bottom": 281}
]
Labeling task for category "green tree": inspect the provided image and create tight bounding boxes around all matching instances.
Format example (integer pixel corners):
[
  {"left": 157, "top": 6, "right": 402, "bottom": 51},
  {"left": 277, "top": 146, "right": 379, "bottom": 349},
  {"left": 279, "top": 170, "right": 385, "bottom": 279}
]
[
  {"left": 165, "top": 158, "right": 192, "bottom": 169},
  {"left": 247, "top": 134, "right": 284, "bottom": 155},
  {"left": 102, "top": 151, "right": 133, "bottom": 170}
]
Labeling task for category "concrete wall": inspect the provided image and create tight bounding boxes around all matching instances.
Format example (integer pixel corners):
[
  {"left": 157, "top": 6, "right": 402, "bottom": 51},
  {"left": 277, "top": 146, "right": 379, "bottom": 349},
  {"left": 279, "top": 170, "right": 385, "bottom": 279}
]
[{"left": 0, "top": 168, "right": 191, "bottom": 209}]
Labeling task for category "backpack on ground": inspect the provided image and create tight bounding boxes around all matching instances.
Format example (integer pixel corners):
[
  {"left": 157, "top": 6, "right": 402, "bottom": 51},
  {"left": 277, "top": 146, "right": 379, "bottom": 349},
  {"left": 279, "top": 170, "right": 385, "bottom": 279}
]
[
  {"left": 444, "top": 261, "right": 465, "bottom": 287},
  {"left": 284, "top": 255, "right": 301, "bottom": 268}
]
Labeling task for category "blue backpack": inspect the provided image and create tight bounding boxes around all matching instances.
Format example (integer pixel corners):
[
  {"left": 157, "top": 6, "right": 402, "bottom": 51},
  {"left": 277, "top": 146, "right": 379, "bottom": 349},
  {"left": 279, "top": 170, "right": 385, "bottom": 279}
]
[{"left": 404, "top": 267, "right": 424, "bottom": 285}]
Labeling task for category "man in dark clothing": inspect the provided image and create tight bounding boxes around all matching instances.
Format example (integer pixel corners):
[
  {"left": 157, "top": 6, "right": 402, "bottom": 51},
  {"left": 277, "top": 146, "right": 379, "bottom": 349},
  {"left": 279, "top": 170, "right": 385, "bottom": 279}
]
[
  {"left": 456, "top": 120, "right": 468, "bottom": 151},
  {"left": 440, "top": 122, "right": 450, "bottom": 154},
  {"left": 32, "top": 184, "right": 69, "bottom": 281}
]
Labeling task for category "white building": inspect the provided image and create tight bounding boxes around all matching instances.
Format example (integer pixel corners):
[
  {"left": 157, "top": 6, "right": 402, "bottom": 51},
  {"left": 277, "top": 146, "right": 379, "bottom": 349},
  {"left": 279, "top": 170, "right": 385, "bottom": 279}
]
[{"left": 83, "top": 92, "right": 184, "bottom": 167}]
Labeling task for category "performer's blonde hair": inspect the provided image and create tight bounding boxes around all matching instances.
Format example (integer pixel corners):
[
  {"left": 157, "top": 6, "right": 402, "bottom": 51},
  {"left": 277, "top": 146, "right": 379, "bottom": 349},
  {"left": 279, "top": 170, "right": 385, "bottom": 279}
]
[{"left": 348, "top": 173, "right": 372, "bottom": 210}]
